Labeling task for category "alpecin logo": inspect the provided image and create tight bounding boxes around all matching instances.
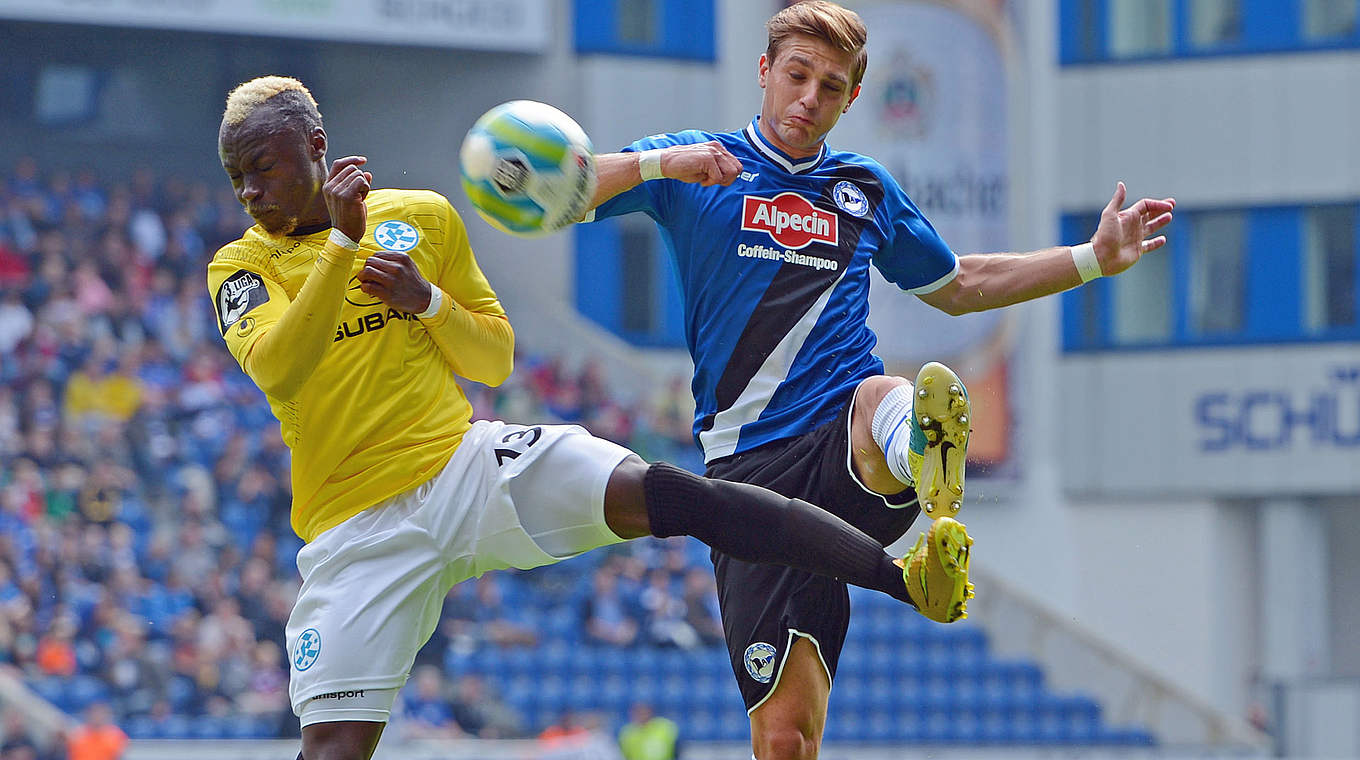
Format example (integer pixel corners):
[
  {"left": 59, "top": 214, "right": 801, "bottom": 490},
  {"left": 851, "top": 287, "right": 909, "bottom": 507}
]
[{"left": 741, "top": 193, "right": 838, "bottom": 250}]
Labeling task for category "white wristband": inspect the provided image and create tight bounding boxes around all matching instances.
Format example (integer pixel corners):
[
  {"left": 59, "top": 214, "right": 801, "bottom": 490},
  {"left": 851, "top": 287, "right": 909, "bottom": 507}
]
[
  {"left": 417, "top": 286, "right": 443, "bottom": 320},
  {"left": 328, "top": 227, "right": 360, "bottom": 251},
  {"left": 1071, "top": 242, "right": 1103, "bottom": 283},
  {"left": 637, "top": 149, "right": 665, "bottom": 182}
]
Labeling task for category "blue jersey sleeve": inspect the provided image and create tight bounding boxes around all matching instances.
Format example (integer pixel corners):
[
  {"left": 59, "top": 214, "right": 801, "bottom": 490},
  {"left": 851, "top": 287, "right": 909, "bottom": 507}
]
[
  {"left": 591, "top": 130, "right": 712, "bottom": 224},
  {"left": 871, "top": 169, "right": 959, "bottom": 294}
]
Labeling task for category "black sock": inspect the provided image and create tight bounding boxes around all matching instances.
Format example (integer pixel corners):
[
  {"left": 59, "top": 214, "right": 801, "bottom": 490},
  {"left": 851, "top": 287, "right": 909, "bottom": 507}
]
[{"left": 644, "top": 462, "right": 912, "bottom": 603}]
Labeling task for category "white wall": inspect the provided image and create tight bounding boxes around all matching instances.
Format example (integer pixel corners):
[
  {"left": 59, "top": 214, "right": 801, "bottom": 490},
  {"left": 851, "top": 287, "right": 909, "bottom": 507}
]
[
  {"left": 1043, "top": 0, "right": 1360, "bottom": 725},
  {"left": 1058, "top": 53, "right": 1360, "bottom": 209}
]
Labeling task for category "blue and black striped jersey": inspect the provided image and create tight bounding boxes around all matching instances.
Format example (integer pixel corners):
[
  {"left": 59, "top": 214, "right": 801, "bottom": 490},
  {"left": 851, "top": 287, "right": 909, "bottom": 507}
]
[{"left": 593, "top": 117, "right": 958, "bottom": 463}]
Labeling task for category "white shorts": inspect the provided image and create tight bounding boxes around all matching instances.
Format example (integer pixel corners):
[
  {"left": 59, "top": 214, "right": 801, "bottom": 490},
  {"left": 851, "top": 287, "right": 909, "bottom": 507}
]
[{"left": 285, "top": 420, "right": 633, "bottom": 726}]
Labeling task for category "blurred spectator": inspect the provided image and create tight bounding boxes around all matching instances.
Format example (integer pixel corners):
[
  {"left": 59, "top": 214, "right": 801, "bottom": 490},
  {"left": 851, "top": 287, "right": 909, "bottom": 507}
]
[
  {"left": 618, "top": 702, "right": 680, "bottom": 760},
  {"left": 639, "top": 568, "right": 698, "bottom": 649},
  {"left": 448, "top": 674, "right": 523, "bottom": 739},
  {"left": 399, "top": 665, "right": 461, "bottom": 739},
  {"left": 0, "top": 290, "right": 32, "bottom": 356},
  {"left": 33, "top": 614, "right": 76, "bottom": 677},
  {"left": 681, "top": 568, "right": 724, "bottom": 647},
  {"left": 540, "top": 711, "right": 622, "bottom": 760},
  {"left": 538, "top": 709, "right": 594, "bottom": 748},
  {"left": 0, "top": 707, "right": 49, "bottom": 760},
  {"left": 441, "top": 575, "right": 538, "bottom": 654},
  {"left": 64, "top": 702, "right": 126, "bottom": 760},
  {"left": 99, "top": 613, "right": 163, "bottom": 716},
  {"left": 63, "top": 353, "right": 141, "bottom": 431},
  {"left": 583, "top": 566, "right": 639, "bottom": 647}
]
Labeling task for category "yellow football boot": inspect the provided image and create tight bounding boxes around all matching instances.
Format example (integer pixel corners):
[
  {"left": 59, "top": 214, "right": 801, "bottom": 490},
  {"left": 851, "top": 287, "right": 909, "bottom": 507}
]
[
  {"left": 906, "top": 361, "right": 971, "bottom": 520},
  {"left": 894, "top": 516, "right": 974, "bottom": 623}
]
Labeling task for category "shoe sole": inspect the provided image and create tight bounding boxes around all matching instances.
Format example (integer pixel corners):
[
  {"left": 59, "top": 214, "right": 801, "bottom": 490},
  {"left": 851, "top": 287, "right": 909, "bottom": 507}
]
[
  {"left": 895, "top": 517, "right": 975, "bottom": 623},
  {"left": 912, "top": 362, "right": 971, "bottom": 519},
  {"left": 930, "top": 517, "right": 975, "bottom": 622}
]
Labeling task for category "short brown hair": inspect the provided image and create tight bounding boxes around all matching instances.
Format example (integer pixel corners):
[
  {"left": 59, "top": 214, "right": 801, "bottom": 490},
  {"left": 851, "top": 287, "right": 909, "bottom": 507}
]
[{"left": 766, "top": 1, "right": 868, "bottom": 89}]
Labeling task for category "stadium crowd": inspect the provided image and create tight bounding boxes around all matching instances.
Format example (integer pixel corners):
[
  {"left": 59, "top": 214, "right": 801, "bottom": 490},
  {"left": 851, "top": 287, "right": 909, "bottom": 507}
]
[{"left": 0, "top": 157, "right": 716, "bottom": 753}]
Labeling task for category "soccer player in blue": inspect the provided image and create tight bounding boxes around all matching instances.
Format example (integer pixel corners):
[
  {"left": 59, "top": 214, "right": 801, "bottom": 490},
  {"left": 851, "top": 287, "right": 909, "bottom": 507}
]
[{"left": 585, "top": 3, "right": 1175, "bottom": 758}]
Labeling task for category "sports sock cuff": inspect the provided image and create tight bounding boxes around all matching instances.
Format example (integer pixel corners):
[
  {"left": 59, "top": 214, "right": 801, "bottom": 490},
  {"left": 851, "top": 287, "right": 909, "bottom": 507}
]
[
  {"left": 643, "top": 462, "right": 699, "bottom": 538},
  {"left": 870, "top": 383, "right": 916, "bottom": 486}
]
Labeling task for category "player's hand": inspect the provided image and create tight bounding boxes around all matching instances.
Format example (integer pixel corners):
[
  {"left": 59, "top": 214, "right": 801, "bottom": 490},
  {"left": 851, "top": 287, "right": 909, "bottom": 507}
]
[
  {"left": 357, "top": 251, "right": 434, "bottom": 314},
  {"left": 660, "top": 141, "right": 742, "bottom": 187},
  {"left": 1090, "top": 182, "right": 1175, "bottom": 277},
  {"left": 324, "top": 156, "right": 372, "bottom": 243}
]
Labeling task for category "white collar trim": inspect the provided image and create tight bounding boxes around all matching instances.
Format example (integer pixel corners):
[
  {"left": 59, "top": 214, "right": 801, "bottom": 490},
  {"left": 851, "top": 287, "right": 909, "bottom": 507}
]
[{"left": 744, "top": 120, "right": 826, "bottom": 174}]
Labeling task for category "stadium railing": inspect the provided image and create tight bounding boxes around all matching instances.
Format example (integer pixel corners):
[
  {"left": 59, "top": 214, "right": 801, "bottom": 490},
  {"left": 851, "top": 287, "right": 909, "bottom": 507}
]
[{"left": 967, "top": 565, "right": 1271, "bottom": 751}]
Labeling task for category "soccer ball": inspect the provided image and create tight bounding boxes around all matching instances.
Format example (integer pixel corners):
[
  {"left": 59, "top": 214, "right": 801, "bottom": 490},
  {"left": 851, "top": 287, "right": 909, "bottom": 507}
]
[{"left": 459, "top": 100, "right": 598, "bottom": 238}]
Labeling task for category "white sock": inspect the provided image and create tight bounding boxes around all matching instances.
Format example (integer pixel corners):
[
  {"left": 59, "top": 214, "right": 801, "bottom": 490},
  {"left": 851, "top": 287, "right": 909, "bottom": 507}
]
[{"left": 870, "top": 383, "right": 916, "bottom": 487}]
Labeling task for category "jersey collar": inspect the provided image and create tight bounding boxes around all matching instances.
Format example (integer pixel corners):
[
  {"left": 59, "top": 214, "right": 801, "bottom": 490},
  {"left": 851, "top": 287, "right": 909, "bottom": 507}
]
[{"left": 744, "top": 117, "right": 827, "bottom": 175}]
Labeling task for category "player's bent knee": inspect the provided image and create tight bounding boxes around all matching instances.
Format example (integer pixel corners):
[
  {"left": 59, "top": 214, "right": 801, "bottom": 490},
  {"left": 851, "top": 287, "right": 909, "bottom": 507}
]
[
  {"left": 754, "top": 726, "right": 819, "bottom": 760},
  {"left": 854, "top": 374, "right": 911, "bottom": 415},
  {"left": 603, "top": 455, "right": 651, "bottom": 539}
]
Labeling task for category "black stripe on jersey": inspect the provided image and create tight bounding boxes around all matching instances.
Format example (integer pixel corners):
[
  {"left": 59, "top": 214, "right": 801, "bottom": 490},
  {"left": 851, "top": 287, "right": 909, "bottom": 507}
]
[{"left": 701, "top": 164, "right": 887, "bottom": 433}]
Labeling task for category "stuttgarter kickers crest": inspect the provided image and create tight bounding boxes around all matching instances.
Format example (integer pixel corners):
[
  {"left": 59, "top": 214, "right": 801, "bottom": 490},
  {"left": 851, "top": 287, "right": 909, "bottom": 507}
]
[
  {"left": 374, "top": 220, "right": 420, "bottom": 252},
  {"left": 741, "top": 193, "right": 838, "bottom": 250},
  {"left": 293, "top": 628, "right": 321, "bottom": 672}
]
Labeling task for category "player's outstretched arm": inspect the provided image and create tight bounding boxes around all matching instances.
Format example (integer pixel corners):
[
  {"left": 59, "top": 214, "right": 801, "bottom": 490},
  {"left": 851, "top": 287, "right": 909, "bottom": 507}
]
[
  {"left": 918, "top": 182, "right": 1174, "bottom": 316},
  {"left": 587, "top": 141, "right": 743, "bottom": 211}
]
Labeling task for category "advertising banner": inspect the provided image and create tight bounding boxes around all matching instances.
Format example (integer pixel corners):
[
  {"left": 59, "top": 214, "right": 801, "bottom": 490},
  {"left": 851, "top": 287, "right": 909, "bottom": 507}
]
[
  {"left": 1063, "top": 345, "right": 1360, "bottom": 495},
  {"left": 836, "top": 0, "right": 1018, "bottom": 475},
  {"left": 0, "top": 0, "right": 549, "bottom": 51}
]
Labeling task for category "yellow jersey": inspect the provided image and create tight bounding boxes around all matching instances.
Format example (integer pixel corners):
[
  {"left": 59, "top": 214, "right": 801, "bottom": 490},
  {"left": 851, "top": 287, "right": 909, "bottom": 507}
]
[{"left": 207, "top": 189, "right": 512, "bottom": 542}]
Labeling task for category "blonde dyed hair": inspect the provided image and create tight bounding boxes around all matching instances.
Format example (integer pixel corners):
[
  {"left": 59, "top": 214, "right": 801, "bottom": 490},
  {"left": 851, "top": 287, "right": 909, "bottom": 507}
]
[
  {"left": 766, "top": 1, "right": 868, "bottom": 89},
  {"left": 221, "top": 75, "right": 322, "bottom": 132}
]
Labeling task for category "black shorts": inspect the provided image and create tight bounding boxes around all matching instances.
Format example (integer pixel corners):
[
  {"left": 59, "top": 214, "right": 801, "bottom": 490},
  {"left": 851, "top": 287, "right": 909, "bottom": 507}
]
[{"left": 705, "top": 388, "right": 920, "bottom": 712}]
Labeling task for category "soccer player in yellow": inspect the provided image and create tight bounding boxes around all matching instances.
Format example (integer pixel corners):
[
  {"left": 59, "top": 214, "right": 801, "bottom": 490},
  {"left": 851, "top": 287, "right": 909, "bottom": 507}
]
[{"left": 208, "top": 76, "right": 966, "bottom": 760}]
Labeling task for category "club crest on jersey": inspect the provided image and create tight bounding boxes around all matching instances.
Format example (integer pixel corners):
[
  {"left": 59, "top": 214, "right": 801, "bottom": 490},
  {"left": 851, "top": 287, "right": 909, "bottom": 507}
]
[
  {"left": 374, "top": 220, "right": 419, "bottom": 252},
  {"left": 744, "top": 642, "right": 778, "bottom": 684},
  {"left": 832, "top": 181, "right": 869, "bottom": 218},
  {"left": 741, "top": 193, "right": 838, "bottom": 250},
  {"left": 293, "top": 628, "right": 321, "bottom": 672}
]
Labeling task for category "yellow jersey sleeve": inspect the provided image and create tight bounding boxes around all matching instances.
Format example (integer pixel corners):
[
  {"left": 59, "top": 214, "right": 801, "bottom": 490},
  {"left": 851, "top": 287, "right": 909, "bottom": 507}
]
[
  {"left": 417, "top": 198, "right": 514, "bottom": 386},
  {"left": 208, "top": 239, "right": 356, "bottom": 401},
  {"left": 207, "top": 246, "right": 293, "bottom": 370}
]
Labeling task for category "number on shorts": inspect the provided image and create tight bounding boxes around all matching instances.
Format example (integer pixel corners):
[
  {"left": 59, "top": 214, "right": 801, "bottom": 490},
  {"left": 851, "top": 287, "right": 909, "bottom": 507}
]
[{"left": 493, "top": 425, "right": 542, "bottom": 466}]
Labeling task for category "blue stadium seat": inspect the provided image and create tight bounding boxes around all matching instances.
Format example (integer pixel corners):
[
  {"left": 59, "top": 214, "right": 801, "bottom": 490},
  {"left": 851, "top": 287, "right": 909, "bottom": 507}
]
[
  {"left": 597, "top": 680, "right": 630, "bottom": 714},
  {"left": 227, "top": 715, "right": 272, "bottom": 739},
  {"left": 686, "top": 709, "right": 719, "bottom": 742},
  {"left": 192, "top": 716, "right": 231, "bottom": 740},
  {"left": 64, "top": 674, "right": 111, "bottom": 713},
  {"left": 162, "top": 715, "right": 195, "bottom": 739},
  {"left": 28, "top": 676, "right": 64, "bottom": 706},
  {"left": 718, "top": 709, "right": 750, "bottom": 742},
  {"left": 566, "top": 673, "right": 597, "bottom": 706},
  {"left": 1102, "top": 726, "right": 1157, "bottom": 745},
  {"left": 125, "top": 715, "right": 159, "bottom": 739}
]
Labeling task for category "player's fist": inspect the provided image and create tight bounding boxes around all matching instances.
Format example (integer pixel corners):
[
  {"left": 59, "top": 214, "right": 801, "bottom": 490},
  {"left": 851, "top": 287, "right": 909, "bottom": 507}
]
[
  {"left": 357, "top": 251, "right": 433, "bottom": 314},
  {"left": 324, "top": 155, "right": 372, "bottom": 243},
  {"left": 659, "top": 141, "right": 742, "bottom": 187}
]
